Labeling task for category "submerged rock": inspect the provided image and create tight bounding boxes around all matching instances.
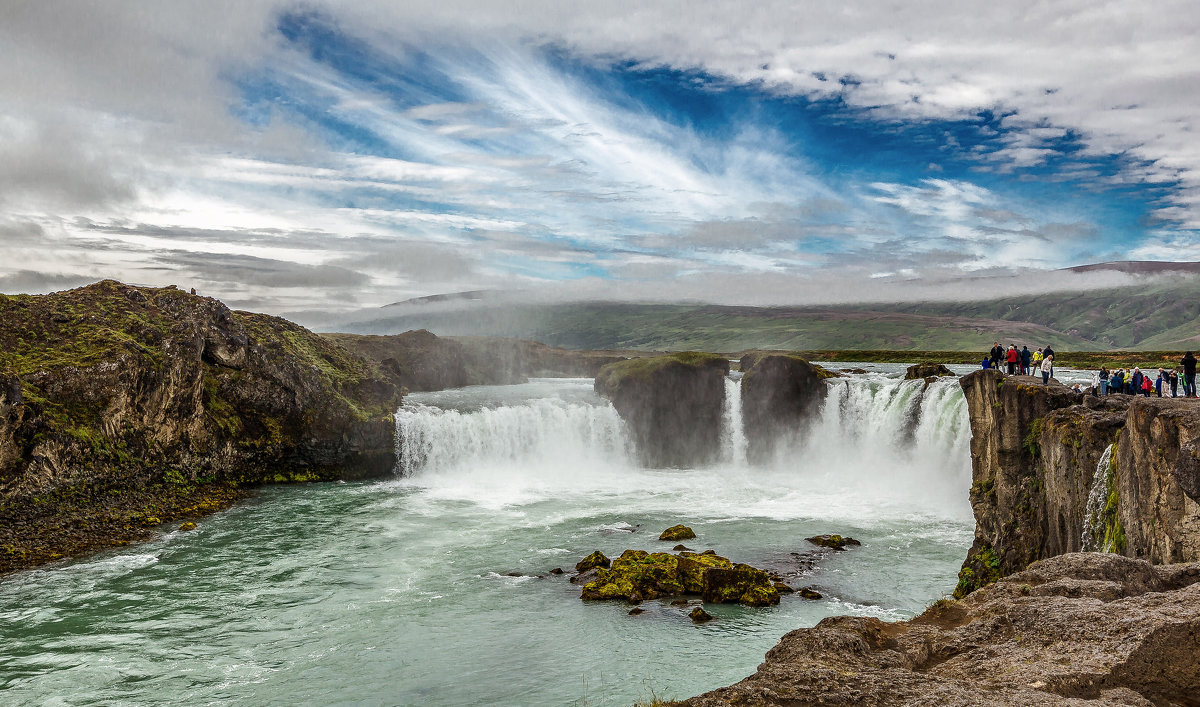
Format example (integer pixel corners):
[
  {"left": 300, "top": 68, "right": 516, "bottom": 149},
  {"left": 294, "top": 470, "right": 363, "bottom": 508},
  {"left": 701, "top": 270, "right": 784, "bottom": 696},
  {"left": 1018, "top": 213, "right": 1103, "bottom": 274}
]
[
  {"left": 806, "top": 534, "right": 862, "bottom": 551},
  {"left": 672, "top": 544, "right": 693, "bottom": 551},
  {"left": 178, "top": 522, "right": 197, "bottom": 532},
  {"left": 628, "top": 607, "right": 645, "bottom": 616},
  {"left": 575, "top": 550, "right": 611, "bottom": 573},
  {"left": 659, "top": 524, "right": 697, "bottom": 541},
  {"left": 579, "top": 549, "right": 779, "bottom": 607},
  {"left": 689, "top": 607, "right": 713, "bottom": 623},
  {"left": 796, "top": 587, "right": 822, "bottom": 600},
  {"left": 682, "top": 554, "right": 1200, "bottom": 706},
  {"left": 548, "top": 568, "right": 564, "bottom": 575}
]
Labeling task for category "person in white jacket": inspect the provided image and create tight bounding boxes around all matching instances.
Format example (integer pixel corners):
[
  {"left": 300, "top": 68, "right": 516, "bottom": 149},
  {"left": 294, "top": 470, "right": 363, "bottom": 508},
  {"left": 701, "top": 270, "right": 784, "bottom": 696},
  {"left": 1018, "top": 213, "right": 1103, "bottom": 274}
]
[
  {"left": 1091, "top": 370, "right": 1101, "bottom": 396},
  {"left": 1041, "top": 355, "right": 1054, "bottom": 385}
]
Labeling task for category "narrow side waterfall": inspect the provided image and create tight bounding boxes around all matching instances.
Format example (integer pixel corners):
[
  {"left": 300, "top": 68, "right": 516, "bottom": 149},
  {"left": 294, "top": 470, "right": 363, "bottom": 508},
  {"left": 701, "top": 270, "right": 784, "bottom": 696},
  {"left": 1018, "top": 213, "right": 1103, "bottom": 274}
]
[
  {"left": 395, "top": 397, "right": 632, "bottom": 477},
  {"left": 1082, "top": 444, "right": 1116, "bottom": 552},
  {"left": 721, "top": 374, "right": 748, "bottom": 466}
]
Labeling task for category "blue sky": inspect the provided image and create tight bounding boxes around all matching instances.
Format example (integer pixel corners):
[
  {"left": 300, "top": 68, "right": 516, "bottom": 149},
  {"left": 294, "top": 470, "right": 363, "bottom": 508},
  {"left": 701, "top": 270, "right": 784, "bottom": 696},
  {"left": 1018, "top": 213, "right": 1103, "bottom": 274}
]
[{"left": 1, "top": 1, "right": 1198, "bottom": 313}]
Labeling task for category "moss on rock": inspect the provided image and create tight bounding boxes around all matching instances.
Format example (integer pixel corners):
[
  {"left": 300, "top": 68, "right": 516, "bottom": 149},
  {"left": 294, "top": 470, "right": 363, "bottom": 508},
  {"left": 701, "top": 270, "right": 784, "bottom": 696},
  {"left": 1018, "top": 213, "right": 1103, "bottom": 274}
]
[{"left": 659, "top": 524, "right": 697, "bottom": 541}]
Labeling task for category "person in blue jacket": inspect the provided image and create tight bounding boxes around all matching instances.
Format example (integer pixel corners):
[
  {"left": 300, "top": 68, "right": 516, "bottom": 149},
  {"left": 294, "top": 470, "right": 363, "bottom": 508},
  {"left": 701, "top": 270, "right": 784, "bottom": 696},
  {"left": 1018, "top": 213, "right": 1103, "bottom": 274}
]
[{"left": 1020, "top": 346, "right": 1031, "bottom": 375}]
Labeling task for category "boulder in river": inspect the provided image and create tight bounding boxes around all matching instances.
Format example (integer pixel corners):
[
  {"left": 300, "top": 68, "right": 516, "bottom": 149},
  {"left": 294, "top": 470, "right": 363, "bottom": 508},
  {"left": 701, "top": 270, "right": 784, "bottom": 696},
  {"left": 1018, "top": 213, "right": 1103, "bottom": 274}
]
[
  {"left": 740, "top": 353, "right": 832, "bottom": 463},
  {"left": 689, "top": 607, "right": 714, "bottom": 623},
  {"left": 806, "top": 534, "right": 862, "bottom": 551},
  {"left": 579, "top": 549, "right": 778, "bottom": 607},
  {"left": 659, "top": 524, "right": 697, "bottom": 541},
  {"left": 575, "top": 550, "right": 611, "bottom": 573}
]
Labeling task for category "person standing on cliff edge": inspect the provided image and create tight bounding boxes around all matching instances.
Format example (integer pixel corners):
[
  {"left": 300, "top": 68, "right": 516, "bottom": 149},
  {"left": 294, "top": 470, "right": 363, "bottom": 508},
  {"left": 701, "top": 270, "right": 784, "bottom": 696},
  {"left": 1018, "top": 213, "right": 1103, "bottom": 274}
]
[
  {"left": 1041, "top": 354, "right": 1054, "bottom": 385},
  {"left": 990, "top": 342, "right": 1003, "bottom": 372},
  {"left": 1182, "top": 352, "right": 1197, "bottom": 398}
]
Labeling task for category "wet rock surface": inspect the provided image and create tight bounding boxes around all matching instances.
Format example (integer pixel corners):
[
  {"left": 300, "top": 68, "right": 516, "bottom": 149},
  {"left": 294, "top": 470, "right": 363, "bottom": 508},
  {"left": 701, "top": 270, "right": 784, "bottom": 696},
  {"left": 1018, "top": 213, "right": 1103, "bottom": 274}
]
[
  {"left": 739, "top": 353, "right": 832, "bottom": 464},
  {"left": 805, "top": 534, "right": 862, "bottom": 551},
  {"left": 659, "top": 524, "right": 697, "bottom": 541},
  {"left": 594, "top": 352, "right": 729, "bottom": 467},
  {"left": 684, "top": 553, "right": 1200, "bottom": 706},
  {"left": 577, "top": 549, "right": 780, "bottom": 607},
  {"left": 904, "top": 363, "right": 956, "bottom": 380}
]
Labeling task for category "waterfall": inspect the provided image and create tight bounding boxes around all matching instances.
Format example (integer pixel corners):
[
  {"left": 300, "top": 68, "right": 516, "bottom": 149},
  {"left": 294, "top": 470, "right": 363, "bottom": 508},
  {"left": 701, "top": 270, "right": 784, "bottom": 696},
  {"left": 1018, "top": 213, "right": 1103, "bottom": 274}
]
[
  {"left": 395, "top": 397, "right": 632, "bottom": 477},
  {"left": 721, "top": 374, "right": 748, "bottom": 465},
  {"left": 1082, "top": 444, "right": 1115, "bottom": 552}
]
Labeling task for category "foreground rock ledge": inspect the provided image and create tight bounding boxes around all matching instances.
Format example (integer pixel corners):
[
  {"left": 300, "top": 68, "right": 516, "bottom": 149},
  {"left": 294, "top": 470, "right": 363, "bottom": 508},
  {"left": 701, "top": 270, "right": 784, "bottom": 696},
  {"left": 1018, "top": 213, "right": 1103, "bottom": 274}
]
[{"left": 684, "top": 553, "right": 1200, "bottom": 706}]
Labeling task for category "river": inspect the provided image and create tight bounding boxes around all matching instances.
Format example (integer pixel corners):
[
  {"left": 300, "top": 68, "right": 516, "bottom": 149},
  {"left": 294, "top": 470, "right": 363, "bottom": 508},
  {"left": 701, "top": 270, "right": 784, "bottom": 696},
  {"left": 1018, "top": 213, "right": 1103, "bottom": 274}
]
[{"left": 0, "top": 364, "right": 976, "bottom": 705}]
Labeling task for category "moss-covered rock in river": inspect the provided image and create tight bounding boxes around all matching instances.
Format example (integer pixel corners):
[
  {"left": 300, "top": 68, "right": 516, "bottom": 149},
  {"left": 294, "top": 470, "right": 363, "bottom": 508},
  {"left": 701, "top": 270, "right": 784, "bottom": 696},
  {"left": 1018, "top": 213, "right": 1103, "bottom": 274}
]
[
  {"left": 575, "top": 550, "right": 611, "bottom": 573},
  {"left": 659, "top": 524, "right": 696, "bottom": 541},
  {"left": 594, "top": 352, "right": 729, "bottom": 467},
  {"left": 579, "top": 549, "right": 778, "bottom": 607},
  {"left": 0, "top": 280, "right": 403, "bottom": 575},
  {"left": 806, "top": 534, "right": 862, "bottom": 551}
]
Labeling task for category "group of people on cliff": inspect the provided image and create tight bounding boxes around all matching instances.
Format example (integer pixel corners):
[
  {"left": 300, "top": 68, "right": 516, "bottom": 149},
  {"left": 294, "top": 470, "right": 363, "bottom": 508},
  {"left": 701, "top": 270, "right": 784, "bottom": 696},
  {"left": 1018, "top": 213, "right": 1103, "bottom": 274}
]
[
  {"left": 983, "top": 342, "right": 1056, "bottom": 383},
  {"left": 1088, "top": 352, "right": 1198, "bottom": 398},
  {"left": 983, "top": 344, "right": 1200, "bottom": 397}
]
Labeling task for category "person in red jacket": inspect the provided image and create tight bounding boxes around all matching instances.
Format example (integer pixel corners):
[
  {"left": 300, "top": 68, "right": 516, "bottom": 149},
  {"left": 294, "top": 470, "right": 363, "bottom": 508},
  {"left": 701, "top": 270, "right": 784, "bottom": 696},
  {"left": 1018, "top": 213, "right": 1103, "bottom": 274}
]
[{"left": 1005, "top": 345, "right": 1019, "bottom": 374}]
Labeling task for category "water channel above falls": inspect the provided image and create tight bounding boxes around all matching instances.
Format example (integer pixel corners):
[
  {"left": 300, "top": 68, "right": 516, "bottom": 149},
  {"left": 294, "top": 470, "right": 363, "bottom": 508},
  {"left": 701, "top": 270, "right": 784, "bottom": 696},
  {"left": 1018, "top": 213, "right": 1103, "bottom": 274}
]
[{"left": 1, "top": 364, "right": 978, "bottom": 706}]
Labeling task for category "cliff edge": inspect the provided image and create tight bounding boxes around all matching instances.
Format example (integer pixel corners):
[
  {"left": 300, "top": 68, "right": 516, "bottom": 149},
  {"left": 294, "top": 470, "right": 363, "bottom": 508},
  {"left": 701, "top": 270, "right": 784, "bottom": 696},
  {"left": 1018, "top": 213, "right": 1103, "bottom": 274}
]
[{"left": 956, "top": 369, "right": 1200, "bottom": 596}]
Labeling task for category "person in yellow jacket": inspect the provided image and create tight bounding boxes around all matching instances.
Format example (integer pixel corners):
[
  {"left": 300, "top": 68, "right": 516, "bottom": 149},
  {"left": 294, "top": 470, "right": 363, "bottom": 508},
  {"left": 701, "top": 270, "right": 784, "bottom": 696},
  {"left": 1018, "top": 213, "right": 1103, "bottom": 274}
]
[{"left": 1031, "top": 348, "right": 1044, "bottom": 373}]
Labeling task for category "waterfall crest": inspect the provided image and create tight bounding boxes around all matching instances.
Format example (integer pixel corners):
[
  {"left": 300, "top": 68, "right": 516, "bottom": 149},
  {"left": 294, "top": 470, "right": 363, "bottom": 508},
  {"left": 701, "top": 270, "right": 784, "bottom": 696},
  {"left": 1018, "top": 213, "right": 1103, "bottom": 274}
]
[{"left": 395, "top": 397, "right": 632, "bottom": 477}]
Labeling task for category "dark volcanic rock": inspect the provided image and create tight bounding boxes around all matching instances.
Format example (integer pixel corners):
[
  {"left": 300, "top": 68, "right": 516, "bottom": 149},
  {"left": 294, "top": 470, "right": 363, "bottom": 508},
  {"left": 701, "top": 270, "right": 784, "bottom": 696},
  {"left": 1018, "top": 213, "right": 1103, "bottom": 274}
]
[
  {"left": 683, "top": 554, "right": 1200, "bottom": 706},
  {"left": 689, "top": 606, "right": 713, "bottom": 623},
  {"left": 594, "top": 352, "right": 729, "bottom": 467},
  {"left": 739, "top": 353, "right": 832, "bottom": 463},
  {"left": 805, "top": 534, "right": 861, "bottom": 551},
  {"left": 904, "top": 363, "right": 956, "bottom": 380},
  {"left": 0, "top": 281, "right": 403, "bottom": 575}
]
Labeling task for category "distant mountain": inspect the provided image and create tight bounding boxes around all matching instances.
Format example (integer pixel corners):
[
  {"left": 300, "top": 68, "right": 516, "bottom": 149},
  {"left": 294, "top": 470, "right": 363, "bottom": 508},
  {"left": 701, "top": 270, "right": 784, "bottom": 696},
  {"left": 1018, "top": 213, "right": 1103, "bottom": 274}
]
[
  {"left": 325, "top": 261, "right": 1200, "bottom": 352},
  {"left": 382, "top": 290, "right": 495, "bottom": 307}
]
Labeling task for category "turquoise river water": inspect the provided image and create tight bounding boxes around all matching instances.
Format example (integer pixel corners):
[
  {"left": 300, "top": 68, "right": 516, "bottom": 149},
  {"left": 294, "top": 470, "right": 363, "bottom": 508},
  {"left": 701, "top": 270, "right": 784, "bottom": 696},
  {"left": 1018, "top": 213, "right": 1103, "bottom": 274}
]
[{"left": 1, "top": 365, "right": 978, "bottom": 705}]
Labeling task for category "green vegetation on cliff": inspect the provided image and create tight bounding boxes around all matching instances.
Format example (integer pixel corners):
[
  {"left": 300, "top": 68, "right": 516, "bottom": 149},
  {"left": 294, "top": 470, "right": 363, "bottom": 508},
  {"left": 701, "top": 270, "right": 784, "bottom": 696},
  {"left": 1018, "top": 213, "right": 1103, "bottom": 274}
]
[{"left": 0, "top": 281, "right": 402, "bottom": 575}]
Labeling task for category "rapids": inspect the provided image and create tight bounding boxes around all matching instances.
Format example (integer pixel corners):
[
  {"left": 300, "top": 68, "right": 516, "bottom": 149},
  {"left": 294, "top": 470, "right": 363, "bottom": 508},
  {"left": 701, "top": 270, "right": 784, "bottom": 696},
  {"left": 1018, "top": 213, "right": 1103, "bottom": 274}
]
[{"left": 0, "top": 364, "right": 976, "bottom": 706}]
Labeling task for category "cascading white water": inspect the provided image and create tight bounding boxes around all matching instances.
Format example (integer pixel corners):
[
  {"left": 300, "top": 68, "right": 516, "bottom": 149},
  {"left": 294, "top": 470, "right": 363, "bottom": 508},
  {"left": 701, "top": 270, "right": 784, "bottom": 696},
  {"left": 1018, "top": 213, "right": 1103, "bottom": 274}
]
[
  {"left": 721, "top": 374, "right": 748, "bottom": 466},
  {"left": 395, "top": 396, "right": 632, "bottom": 477},
  {"left": 1082, "top": 444, "right": 1115, "bottom": 551},
  {"left": 795, "top": 375, "right": 974, "bottom": 515}
]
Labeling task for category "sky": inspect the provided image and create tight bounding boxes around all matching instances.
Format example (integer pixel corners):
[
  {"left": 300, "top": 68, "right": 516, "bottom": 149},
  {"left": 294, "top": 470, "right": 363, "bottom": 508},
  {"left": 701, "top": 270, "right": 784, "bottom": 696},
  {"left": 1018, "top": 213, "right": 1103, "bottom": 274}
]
[{"left": 2, "top": 1, "right": 1199, "bottom": 316}]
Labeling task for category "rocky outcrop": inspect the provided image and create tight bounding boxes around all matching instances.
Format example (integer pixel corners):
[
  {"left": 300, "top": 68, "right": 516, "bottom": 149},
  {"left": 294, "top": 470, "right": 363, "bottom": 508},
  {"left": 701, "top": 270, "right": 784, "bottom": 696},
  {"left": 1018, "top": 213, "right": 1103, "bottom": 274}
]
[
  {"left": 739, "top": 353, "right": 832, "bottom": 463},
  {"left": 578, "top": 548, "right": 780, "bottom": 607},
  {"left": 325, "top": 330, "right": 627, "bottom": 391},
  {"left": 904, "top": 363, "right": 956, "bottom": 381},
  {"left": 956, "top": 369, "right": 1200, "bottom": 596},
  {"left": 0, "top": 281, "right": 403, "bottom": 574},
  {"left": 594, "top": 352, "right": 729, "bottom": 467},
  {"left": 684, "top": 553, "right": 1200, "bottom": 706}
]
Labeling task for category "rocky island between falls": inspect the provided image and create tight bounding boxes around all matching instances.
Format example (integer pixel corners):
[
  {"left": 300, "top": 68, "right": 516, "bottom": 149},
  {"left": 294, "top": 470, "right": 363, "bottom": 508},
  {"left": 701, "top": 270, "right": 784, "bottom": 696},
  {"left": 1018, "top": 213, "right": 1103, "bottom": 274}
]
[{"left": 5, "top": 285, "right": 1200, "bottom": 703}]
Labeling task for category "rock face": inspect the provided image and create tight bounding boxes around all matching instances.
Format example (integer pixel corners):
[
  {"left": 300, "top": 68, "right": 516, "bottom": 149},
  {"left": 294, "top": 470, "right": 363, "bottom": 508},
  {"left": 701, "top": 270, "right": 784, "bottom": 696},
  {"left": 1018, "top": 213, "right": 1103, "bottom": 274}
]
[
  {"left": 659, "top": 524, "right": 697, "bottom": 541},
  {"left": 326, "top": 330, "right": 627, "bottom": 391},
  {"left": 956, "top": 369, "right": 1200, "bottom": 596},
  {"left": 684, "top": 553, "right": 1200, "bottom": 706},
  {"left": 0, "top": 281, "right": 402, "bottom": 574},
  {"left": 594, "top": 352, "right": 729, "bottom": 467},
  {"left": 739, "top": 353, "right": 832, "bottom": 463}
]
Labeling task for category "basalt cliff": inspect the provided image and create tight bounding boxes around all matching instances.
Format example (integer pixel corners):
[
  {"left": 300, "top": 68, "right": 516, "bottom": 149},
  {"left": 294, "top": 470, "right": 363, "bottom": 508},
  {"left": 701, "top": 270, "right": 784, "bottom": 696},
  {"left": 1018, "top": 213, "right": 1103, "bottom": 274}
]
[{"left": 955, "top": 369, "right": 1200, "bottom": 596}]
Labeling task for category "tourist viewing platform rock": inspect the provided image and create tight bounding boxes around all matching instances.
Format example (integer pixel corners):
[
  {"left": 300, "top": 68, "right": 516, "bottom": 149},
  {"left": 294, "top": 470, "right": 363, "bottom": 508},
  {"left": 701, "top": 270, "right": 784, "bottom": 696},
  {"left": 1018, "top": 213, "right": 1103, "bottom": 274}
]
[
  {"left": 0, "top": 281, "right": 404, "bottom": 574},
  {"left": 956, "top": 369, "right": 1200, "bottom": 596},
  {"left": 593, "top": 352, "right": 729, "bottom": 467},
  {"left": 684, "top": 553, "right": 1200, "bottom": 705}
]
